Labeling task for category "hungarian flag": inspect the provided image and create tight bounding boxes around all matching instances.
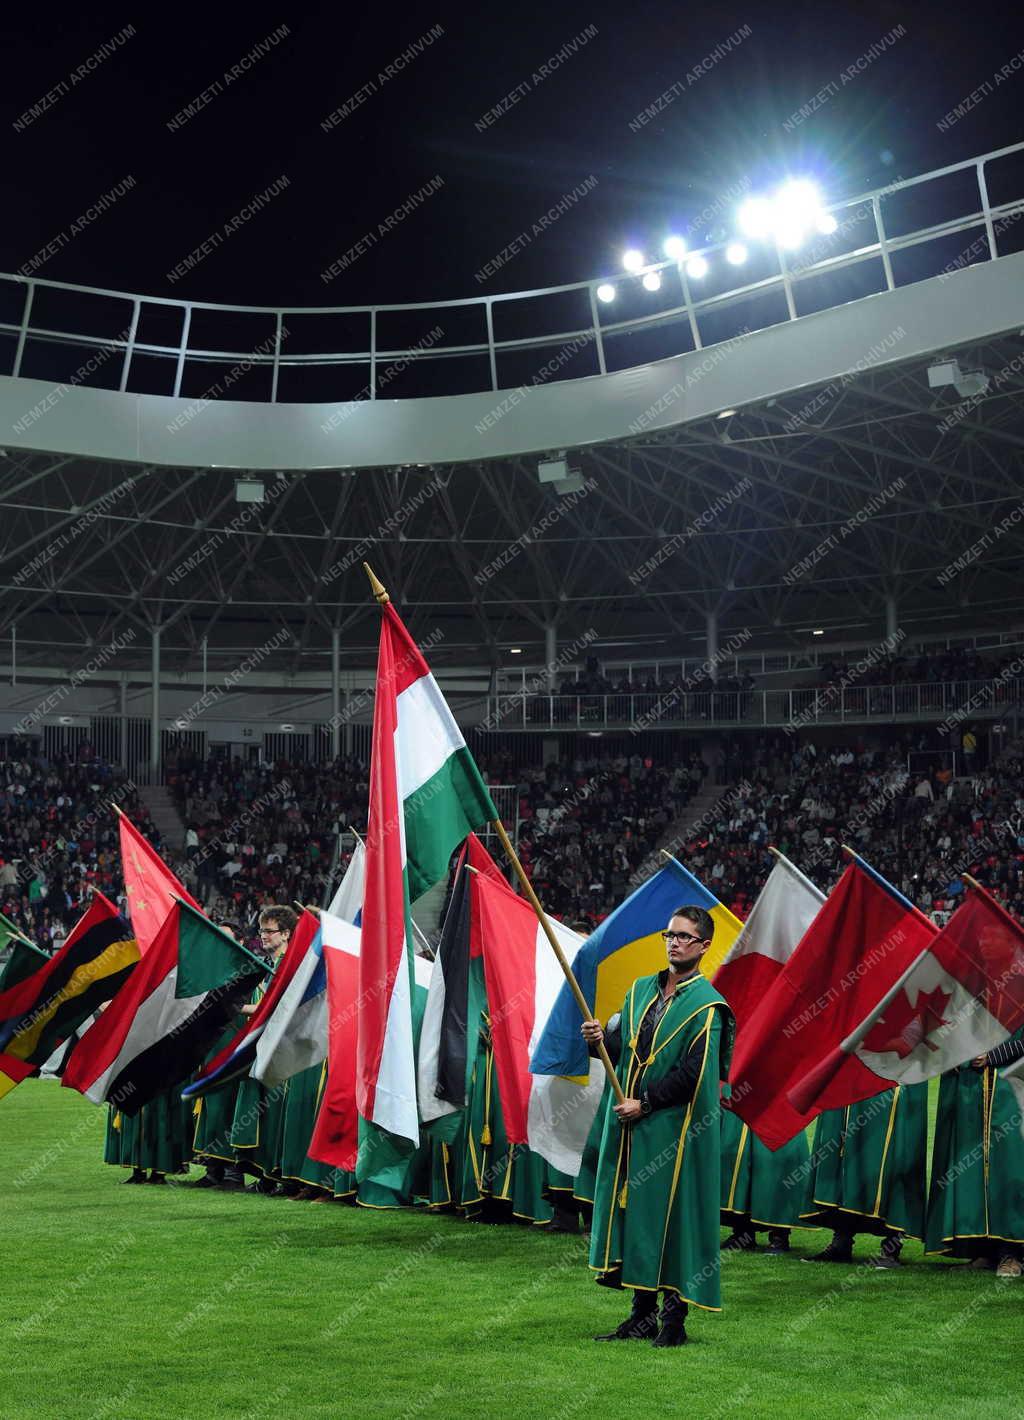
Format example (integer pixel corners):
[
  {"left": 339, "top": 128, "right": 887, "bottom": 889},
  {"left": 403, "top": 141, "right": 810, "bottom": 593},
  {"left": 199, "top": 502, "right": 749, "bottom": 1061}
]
[
  {"left": 64, "top": 900, "right": 264, "bottom": 1112},
  {"left": 327, "top": 839, "right": 365, "bottom": 922},
  {"left": 118, "top": 810, "right": 201, "bottom": 955},
  {"left": 0, "top": 894, "right": 139, "bottom": 1100},
  {"left": 788, "top": 882, "right": 1024, "bottom": 1113},
  {"left": 713, "top": 851, "right": 825, "bottom": 1032},
  {"left": 531, "top": 858, "right": 742, "bottom": 1079},
  {"left": 182, "top": 910, "right": 319, "bottom": 1099},
  {"left": 357, "top": 591, "right": 497, "bottom": 1147},
  {"left": 471, "top": 867, "right": 602, "bottom": 1175},
  {"left": 417, "top": 834, "right": 509, "bottom": 1123},
  {"left": 729, "top": 852, "right": 938, "bottom": 1149}
]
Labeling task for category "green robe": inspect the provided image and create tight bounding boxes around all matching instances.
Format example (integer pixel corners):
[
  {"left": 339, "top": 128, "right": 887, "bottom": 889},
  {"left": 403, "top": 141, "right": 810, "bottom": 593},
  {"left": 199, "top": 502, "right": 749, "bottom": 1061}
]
[
  {"left": 278, "top": 1062, "right": 336, "bottom": 1189},
  {"left": 589, "top": 973, "right": 734, "bottom": 1311},
  {"left": 113, "top": 1086, "right": 192, "bottom": 1175},
  {"left": 720, "top": 1101, "right": 813, "bottom": 1231},
  {"left": 925, "top": 1040, "right": 1024, "bottom": 1257},
  {"left": 459, "top": 1019, "right": 513, "bottom": 1212},
  {"left": 573, "top": 1080, "right": 611, "bottom": 1206},
  {"left": 229, "top": 974, "right": 286, "bottom": 1177},
  {"left": 801, "top": 1084, "right": 928, "bottom": 1239},
  {"left": 104, "top": 1105, "right": 133, "bottom": 1166},
  {"left": 192, "top": 1016, "right": 246, "bottom": 1163}
]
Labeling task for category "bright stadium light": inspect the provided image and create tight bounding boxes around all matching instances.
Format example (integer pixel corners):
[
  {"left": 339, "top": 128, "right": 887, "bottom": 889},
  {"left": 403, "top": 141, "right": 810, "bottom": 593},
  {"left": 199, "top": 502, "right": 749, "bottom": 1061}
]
[
  {"left": 622, "top": 248, "right": 645, "bottom": 273},
  {"left": 817, "top": 211, "right": 839, "bottom": 235},
  {"left": 725, "top": 242, "right": 748, "bottom": 265},
  {"left": 664, "top": 235, "right": 687, "bottom": 260},
  {"left": 737, "top": 196, "right": 774, "bottom": 239},
  {"left": 642, "top": 271, "right": 661, "bottom": 292},
  {"left": 686, "top": 255, "right": 708, "bottom": 279},
  {"left": 596, "top": 282, "right": 616, "bottom": 302}
]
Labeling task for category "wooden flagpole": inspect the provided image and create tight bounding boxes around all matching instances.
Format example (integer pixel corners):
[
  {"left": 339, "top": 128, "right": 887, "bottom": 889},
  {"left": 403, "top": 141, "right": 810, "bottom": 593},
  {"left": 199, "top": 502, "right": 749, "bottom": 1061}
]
[{"left": 362, "top": 561, "right": 623, "bottom": 1102}]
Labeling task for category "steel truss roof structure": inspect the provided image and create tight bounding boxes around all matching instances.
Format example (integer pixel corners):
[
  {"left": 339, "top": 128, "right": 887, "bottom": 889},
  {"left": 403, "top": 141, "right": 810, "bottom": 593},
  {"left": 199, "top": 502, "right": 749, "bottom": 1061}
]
[{"left": 2, "top": 320, "right": 1024, "bottom": 678}]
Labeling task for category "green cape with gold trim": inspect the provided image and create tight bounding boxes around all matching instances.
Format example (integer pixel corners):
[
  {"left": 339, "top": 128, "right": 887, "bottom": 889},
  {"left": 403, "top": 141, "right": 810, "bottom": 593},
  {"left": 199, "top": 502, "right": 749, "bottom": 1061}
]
[{"left": 589, "top": 972, "right": 734, "bottom": 1310}]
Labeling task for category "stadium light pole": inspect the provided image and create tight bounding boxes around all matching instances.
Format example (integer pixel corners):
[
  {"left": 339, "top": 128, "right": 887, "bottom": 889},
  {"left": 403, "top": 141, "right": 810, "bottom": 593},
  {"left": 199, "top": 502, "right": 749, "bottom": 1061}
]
[
  {"left": 545, "top": 622, "right": 557, "bottom": 691},
  {"left": 706, "top": 608, "right": 719, "bottom": 682},
  {"left": 331, "top": 627, "right": 341, "bottom": 759},
  {"left": 150, "top": 626, "right": 161, "bottom": 779}
]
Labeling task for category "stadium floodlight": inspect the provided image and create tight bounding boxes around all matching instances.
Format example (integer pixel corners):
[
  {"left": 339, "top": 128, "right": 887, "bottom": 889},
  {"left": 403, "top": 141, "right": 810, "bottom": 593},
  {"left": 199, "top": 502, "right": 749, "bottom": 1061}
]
[
  {"left": 622, "top": 248, "right": 645, "bottom": 273},
  {"left": 664, "top": 235, "right": 687, "bottom": 260},
  {"left": 642, "top": 271, "right": 661, "bottom": 292},
  {"left": 596, "top": 282, "right": 616, "bottom": 302},
  {"left": 737, "top": 196, "right": 774, "bottom": 239},
  {"left": 685, "top": 255, "right": 708, "bottom": 279},
  {"left": 279, "top": 722, "right": 295, "bottom": 732},
  {"left": 816, "top": 212, "right": 839, "bottom": 235},
  {"left": 812, "top": 628, "right": 824, "bottom": 636},
  {"left": 725, "top": 242, "right": 748, "bottom": 265},
  {"left": 717, "top": 409, "right": 736, "bottom": 419},
  {"left": 509, "top": 647, "right": 522, "bottom": 654},
  {"left": 235, "top": 478, "right": 265, "bottom": 504}
]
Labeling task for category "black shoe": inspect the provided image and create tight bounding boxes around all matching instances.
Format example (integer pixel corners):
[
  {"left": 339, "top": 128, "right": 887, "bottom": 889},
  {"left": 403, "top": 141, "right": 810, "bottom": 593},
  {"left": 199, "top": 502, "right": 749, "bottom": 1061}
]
[
  {"left": 722, "top": 1230, "right": 755, "bottom": 1251},
  {"left": 765, "top": 1229, "right": 791, "bottom": 1256},
  {"left": 594, "top": 1313, "right": 659, "bottom": 1341},
  {"left": 122, "top": 1170, "right": 146, "bottom": 1184},
  {"left": 650, "top": 1323, "right": 688, "bottom": 1347},
  {"left": 217, "top": 1177, "right": 246, "bottom": 1192},
  {"left": 536, "top": 1217, "right": 581, "bottom": 1234},
  {"left": 183, "top": 1173, "right": 221, "bottom": 1188},
  {"left": 147, "top": 1173, "right": 167, "bottom": 1185},
  {"left": 803, "top": 1242, "right": 853, "bottom": 1263},
  {"left": 245, "top": 1178, "right": 278, "bottom": 1195}
]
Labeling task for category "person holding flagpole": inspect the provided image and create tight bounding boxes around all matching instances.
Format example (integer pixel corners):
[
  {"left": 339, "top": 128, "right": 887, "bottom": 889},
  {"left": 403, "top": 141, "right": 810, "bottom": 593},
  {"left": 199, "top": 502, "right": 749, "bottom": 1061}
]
[{"left": 581, "top": 905, "right": 734, "bottom": 1347}]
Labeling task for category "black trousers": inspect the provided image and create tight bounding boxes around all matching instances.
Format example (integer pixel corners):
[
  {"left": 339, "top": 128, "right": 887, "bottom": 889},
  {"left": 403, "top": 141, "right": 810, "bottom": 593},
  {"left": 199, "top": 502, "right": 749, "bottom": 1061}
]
[{"left": 631, "top": 1289, "right": 688, "bottom": 1324}]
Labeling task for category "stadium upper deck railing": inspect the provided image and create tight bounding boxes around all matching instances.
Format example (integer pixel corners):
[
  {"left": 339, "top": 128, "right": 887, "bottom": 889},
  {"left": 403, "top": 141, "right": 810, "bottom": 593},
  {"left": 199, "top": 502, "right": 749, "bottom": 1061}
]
[
  {"left": 2, "top": 141, "right": 1024, "bottom": 402},
  {"left": 482, "top": 678, "right": 1024, "bottom": 732}
]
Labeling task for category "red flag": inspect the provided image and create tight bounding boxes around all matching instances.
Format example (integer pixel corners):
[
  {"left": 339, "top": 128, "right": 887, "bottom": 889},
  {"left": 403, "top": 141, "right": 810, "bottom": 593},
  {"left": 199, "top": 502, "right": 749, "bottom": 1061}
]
[
  {"left": 118, "top": 812, "right": 201, "bottom": 954},
  {"left": 788, "top": 883, "right": 1024, "bottom": 1114},
  {"left": 729, "top": 855, "right": 937, "bottom": 1149},
  {"left": 307, "top": 916, "right": 361, "bottom": 1171}
]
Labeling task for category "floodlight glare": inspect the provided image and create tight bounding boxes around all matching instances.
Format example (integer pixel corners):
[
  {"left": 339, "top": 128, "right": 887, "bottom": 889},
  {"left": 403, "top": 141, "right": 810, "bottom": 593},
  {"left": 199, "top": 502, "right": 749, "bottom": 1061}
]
[
  {"left": 685, "top": 255, "right": 709, "bottom": 279},
  {"left": 725, "top": 242, "right": 748, "bottom": 265},
  {"left": 596, "top": 282, "right": 616, "bottom": 302},
  {"left": 776, "top": 221, "right": 806, "bottom": 250},
  {"left": 664, "top": 235, "right": 687, "bottom": 260},
  {"left": 817, "top": 212, "right": 839, "bottom": 235},
  {"left": 776, "top": 179, "right": 822, "bottom": 223},
  {"left": 622, "top": 248, "right": 645, "bottom": 273},
  {"left": 737, "top": 197, "right": 773, "bottom": 239},
  {"left": 642, "top": 271, "right": 661, "bottom": 291}
]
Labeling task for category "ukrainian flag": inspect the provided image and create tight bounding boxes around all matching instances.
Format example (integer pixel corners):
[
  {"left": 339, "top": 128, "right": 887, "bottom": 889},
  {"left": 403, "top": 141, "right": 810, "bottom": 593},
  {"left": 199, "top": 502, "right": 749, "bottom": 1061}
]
[{"left": 531, "top": 859, "right": 742, "bottom": 1078}]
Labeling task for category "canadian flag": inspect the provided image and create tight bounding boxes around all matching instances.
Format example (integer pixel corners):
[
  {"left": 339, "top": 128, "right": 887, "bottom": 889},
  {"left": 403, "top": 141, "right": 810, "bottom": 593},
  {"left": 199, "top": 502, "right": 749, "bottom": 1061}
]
[{"left": 789, "top": 882, "right": 1024, "bottom": 1114}]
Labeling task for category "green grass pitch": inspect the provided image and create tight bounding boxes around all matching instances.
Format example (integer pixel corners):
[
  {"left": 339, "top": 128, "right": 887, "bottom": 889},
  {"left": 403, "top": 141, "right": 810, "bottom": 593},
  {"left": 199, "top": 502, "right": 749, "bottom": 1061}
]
[{"left": 2, "top": 1082, "right": 1018, "bottom": 1420}]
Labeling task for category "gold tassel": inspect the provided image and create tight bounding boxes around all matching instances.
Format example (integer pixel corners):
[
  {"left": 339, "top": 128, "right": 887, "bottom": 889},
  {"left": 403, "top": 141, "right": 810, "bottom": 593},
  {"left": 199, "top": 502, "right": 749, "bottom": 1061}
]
[
  {"left": 481, "top": 1124, "right": 492, "bottom": 1146},
  {"left": 618, "top": 1180, "right": 628, "bottom": 1209},
  {"left": 193, "top": 1099, "right": 202, "bottom": 1118},
  {"left": 112, "top": 1111, "right": 122, "bottom": 1132}
]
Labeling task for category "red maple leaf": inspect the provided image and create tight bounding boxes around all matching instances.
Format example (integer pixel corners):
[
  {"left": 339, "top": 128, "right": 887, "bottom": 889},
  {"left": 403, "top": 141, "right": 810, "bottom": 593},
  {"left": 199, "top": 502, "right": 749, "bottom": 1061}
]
[{"left": 861, "top": 984, "right": 953, "bottom": 1059}]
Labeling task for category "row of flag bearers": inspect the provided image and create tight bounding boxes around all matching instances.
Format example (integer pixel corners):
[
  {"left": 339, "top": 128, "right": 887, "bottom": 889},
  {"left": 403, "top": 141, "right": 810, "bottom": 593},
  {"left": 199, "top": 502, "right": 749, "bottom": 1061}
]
[{"left": 3, "top": 571, "right": 1024, "bottom": 1350}]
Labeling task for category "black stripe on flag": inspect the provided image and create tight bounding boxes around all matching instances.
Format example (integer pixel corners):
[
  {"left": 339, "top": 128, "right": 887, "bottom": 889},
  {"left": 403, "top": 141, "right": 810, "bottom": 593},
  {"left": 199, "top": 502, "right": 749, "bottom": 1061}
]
[{"left": 435, "top": 866, "right": 472, "bottom": 1107}]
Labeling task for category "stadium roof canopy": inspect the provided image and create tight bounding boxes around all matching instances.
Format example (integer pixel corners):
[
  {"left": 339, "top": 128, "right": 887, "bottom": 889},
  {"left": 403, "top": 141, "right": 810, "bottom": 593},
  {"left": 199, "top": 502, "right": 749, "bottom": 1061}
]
[{"left": 2, "top": 142, "right": 1024, "bottom": 678}]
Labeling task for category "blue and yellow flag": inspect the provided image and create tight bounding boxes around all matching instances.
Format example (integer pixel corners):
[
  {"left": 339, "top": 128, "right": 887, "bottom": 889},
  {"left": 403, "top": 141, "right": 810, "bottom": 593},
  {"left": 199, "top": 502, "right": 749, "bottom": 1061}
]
[{"left": 530, "top": 859, "right": 741, "bottom": 1077}]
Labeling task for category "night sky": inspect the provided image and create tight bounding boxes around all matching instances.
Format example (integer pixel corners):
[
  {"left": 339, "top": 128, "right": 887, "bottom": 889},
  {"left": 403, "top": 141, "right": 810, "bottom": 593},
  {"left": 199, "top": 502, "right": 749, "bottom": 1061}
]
[{"left": 4, "top": 1, "right": 1024, "bottom": 314}]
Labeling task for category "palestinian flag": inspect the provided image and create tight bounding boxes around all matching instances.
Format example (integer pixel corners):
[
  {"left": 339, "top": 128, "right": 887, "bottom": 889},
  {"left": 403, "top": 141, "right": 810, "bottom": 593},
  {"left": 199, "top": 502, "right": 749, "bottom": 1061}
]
[
  {"left": 417, "top": 833, "right": 512, "bottom": 1122},
  {"left": 63, "top": 899, "right": 264, "bottom": 1113},
  {"left": 0, "top": 894, "right": 139, "bottom": 1100},
  {"left": 358, "top": 587, "right": 497, "bottom": 1147},
  {"left": 182, "top": 910, "right": 319, "bottom": 1099},
  {"left": 0, "top": 915, "right": 50, "bottom": 993}
]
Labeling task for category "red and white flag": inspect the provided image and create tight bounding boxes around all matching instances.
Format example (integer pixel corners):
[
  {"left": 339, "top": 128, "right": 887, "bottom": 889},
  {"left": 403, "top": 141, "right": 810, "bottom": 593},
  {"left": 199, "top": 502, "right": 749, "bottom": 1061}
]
[
  {"left": 789, "top": 882, "right": 1024, "bottom": 1113},
  {"left": 713, "top": 850, "right": 825, "bottom": 1033}
]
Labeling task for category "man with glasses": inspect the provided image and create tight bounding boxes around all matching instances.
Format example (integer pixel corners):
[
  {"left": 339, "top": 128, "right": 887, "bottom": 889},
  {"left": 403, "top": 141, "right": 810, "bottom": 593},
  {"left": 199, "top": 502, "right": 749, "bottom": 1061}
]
[
  {"left": 582, "top": 906, "right": 734, "bottom": 1348},
  {"left": 230, "top": 906, "right": 297, "bottom": 1193}
]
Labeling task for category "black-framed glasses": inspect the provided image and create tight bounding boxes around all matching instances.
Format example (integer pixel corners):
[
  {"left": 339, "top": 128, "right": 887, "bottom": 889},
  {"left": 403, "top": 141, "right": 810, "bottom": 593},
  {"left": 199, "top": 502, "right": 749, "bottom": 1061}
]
[{"left": 662, "top": 929, "right": 706, "bottom": 945}]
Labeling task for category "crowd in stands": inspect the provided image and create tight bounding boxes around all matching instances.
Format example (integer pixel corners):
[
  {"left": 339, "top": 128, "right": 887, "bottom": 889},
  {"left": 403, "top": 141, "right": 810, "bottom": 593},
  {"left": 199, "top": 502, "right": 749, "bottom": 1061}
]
[
  {"left": 5, "top": 716, "right": 1024, "bottom": 951},
  {"left": 0, "top": 747, "right": 162, "bottom": 952}
]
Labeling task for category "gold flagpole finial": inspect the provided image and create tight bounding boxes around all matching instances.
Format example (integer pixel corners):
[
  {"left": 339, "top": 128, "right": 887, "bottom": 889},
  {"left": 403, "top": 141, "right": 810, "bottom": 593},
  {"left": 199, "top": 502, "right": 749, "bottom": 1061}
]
[
  {"left": 363, "top": 563, "right": 390, "bottom": 606},
  {"left": 962, "top": 872, "right": 981, "bottom": 890}
]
